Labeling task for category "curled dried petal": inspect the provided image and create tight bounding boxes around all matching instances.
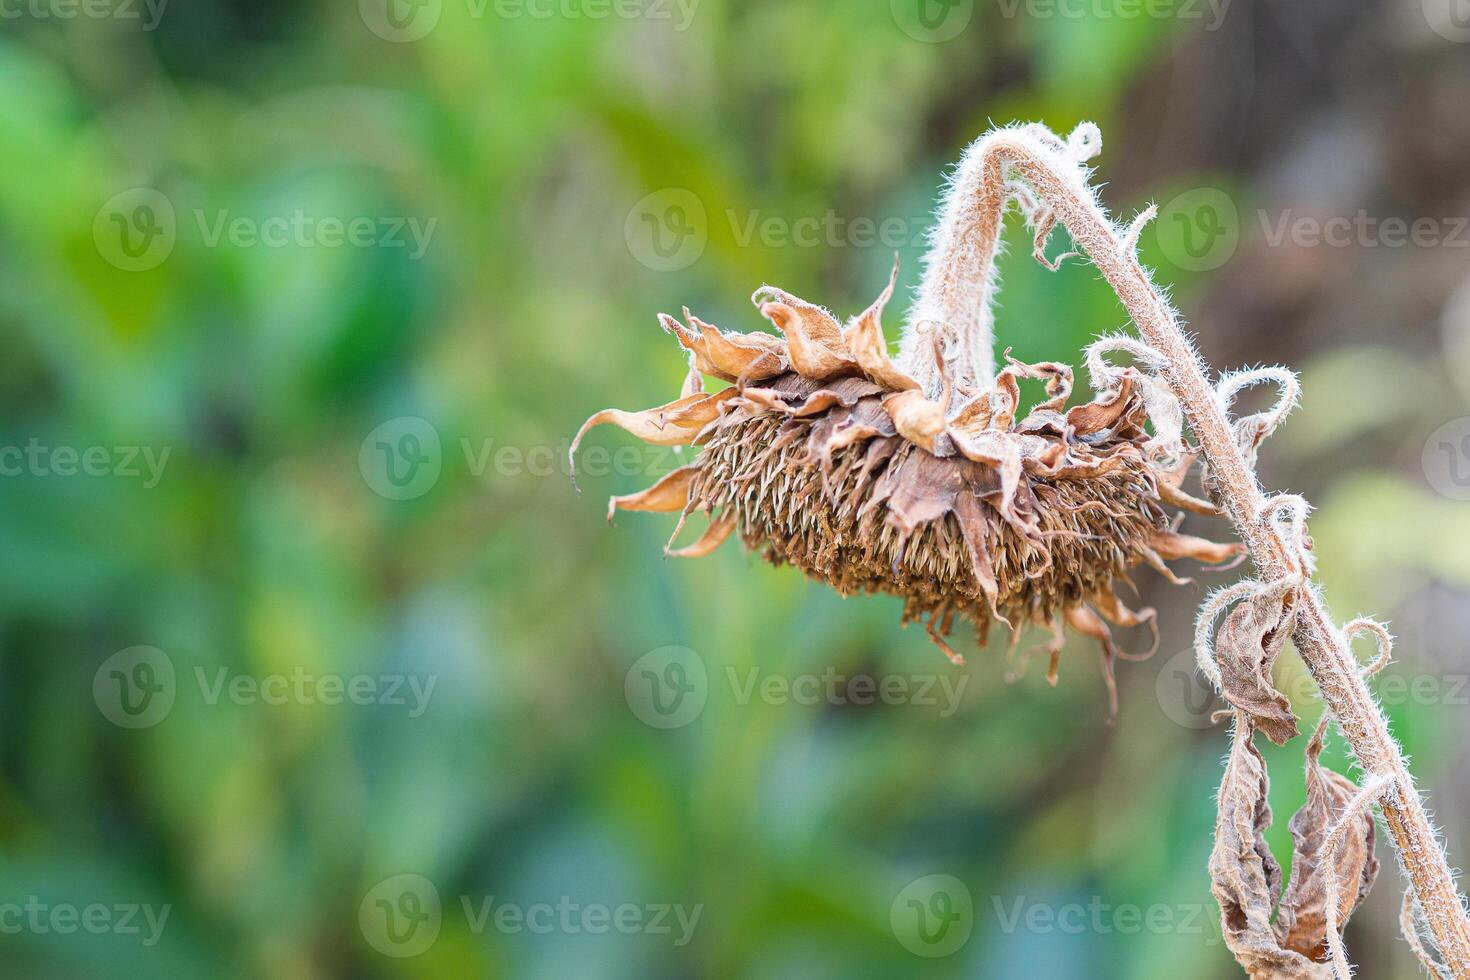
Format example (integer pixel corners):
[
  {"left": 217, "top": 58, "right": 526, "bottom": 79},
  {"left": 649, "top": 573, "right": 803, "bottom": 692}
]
[
  {"left": 755, "top": 288, "right": 858, "bottom": 380},
  {"left": 607, "top": 465, "right": 697, "bottom": 521},
  {"left": 883, "top": 389, "right": 947, "bottom": 454},
  {"left": 571, "top": 389, "right": 736, "bottom": 484},
  {"left": 844, "top": 261, "right": 922, "bottom": 392},
  {"left": 660, "top": 312, "right": 787, "bottom": 382},
  {"left": 1147, "top": 529, "right": 1247, "bottom": 568},
  {"left": 667, "top": 509, "right": 737, "bottom": 558}
]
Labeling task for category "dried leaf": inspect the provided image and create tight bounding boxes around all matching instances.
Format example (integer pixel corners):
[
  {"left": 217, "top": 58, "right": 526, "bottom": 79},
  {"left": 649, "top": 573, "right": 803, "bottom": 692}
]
[
  {"left": 1275, "top": 722, "right": 1380, "bottom": 962},
  {"left": 1214, "top": 577, "right": 1302, "bottom": 746},
  {"left": 1210, "top": 722, "right": 1332, "bottom": 979}
]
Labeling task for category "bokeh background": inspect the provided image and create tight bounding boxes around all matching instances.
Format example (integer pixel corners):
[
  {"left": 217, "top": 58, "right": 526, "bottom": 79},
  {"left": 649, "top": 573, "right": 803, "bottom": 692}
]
[{"left": 3, "top": 0, "right": 1470, "bottom": 977}]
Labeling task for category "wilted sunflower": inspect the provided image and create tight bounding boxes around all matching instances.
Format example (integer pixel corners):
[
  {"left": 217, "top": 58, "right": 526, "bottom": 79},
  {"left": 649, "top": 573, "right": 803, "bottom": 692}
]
[{"left": 574, "top": 140, "right": 1242, "bottom": 709}]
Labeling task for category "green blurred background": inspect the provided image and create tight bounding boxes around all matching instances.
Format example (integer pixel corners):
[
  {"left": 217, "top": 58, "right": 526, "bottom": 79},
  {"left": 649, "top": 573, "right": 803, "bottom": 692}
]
[{"left": 4, "top": 0, "right": 1470, "bottom": 976}]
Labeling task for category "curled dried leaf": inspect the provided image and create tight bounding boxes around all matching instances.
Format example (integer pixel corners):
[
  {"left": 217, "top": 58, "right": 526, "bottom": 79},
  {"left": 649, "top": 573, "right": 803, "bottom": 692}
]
[
  {"left": 1210, "top": 720, "right": 1333, "bottom": 979},
  {"left": 1214, "top": 577, "right": 1303, "bottom": 746},
  {"left": 1275, "top": 721, "right": 1380, "bottom": 964}
]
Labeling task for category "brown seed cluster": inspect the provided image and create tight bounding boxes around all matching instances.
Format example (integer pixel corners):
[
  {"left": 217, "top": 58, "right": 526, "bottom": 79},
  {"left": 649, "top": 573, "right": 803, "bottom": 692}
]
[{"left": 573, "top": 262, "right": 1241, "bottom": 706}]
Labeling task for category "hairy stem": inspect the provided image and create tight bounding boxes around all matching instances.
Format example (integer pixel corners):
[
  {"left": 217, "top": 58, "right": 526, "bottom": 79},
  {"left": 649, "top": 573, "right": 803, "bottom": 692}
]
[{"left": 935, "top": 126, "right": 1470, "bottom": 977}]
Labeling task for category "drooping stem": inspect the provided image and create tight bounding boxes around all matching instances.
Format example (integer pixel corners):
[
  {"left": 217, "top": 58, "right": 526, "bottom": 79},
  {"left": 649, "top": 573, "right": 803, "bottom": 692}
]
[{"left": 933, "top": 124, "right": 1470, "bottom": 977}]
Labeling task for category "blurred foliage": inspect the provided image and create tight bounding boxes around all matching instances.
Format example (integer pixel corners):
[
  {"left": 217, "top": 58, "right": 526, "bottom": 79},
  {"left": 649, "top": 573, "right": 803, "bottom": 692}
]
[{"left": 0, "top": 2, "right": 1467, "bottom": 979}]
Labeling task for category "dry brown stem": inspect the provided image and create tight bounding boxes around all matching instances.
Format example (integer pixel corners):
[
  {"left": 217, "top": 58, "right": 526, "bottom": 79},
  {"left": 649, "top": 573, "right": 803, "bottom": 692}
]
[{"left": 911, "top": 122, "right": 1470, "bottom": 978}]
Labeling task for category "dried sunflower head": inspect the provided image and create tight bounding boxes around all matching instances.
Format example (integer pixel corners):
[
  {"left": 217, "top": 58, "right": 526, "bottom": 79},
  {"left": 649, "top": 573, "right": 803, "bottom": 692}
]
[
  {"left": 573, "top": 257, "right": 1240, "bottom": 709},
  {"left": 576, "top": 161, "right": 1242, "bottom": 710}
]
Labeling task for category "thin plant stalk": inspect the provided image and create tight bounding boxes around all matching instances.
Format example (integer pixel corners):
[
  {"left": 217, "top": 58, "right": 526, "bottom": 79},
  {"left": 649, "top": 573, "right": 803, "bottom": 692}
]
[{"left": 902, "top": 124, "right": 1470, "bottom": 977}]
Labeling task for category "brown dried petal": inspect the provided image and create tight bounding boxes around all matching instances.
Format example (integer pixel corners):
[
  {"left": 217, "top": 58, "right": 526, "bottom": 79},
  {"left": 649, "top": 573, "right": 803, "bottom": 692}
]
[
  {"left": 1215, "top": 577, "right": 1302, "bottom": 746},
  {"left": 1210, "top": 723, "right": 1332, "bottom": 979},
  {"left": 754, "top": 288, "right": 859, "bottom": 380},
  {"left": 1002, "top": 351, "right": 1074, "bottom": 413},
  {"left": 607, "top": 465, "right": 696, "bottom": 521},
  {"left": 1275, "top": 722, "right": 1380, "bottom": 962},
  {"left": 882, "top": 389, "right": 947, "bottom": 454},
  {"left": 667, "top": 508, "right": 737, "bottom": 558},
  {"left": 660, "top": 312, "right": 787, "bottom": 382},
  {"left": 1156, "top": 477, "right": 1222, "bottom": 516},
  {"left": 883, "top": 450, "right": 964, "bottom": 535},
  {"left": 1066, "top": 375, "right": 1138, "bottom": 436},
  {"left": 843, "top": 262, "right": 921, "bottom": 392},
  {"left": 953, "top": 490, "right": 1003, "bottom": 620},
  {"left": 571, "top": 390, "right": 734, "bottom": 467},
  {"left": 1148, "top": 529, "right": 1246, "bottom": 567}
]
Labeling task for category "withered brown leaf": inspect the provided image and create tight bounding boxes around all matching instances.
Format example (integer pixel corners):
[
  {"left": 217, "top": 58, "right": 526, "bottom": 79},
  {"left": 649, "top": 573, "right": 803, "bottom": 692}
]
[
  {"left": 1214, "top": 577, "right": 1302, "bottom": 746},
  {"left": 1275, "top": 721, "right": 1380, "bottom": 962},
  {"left": 1210, "top": 721, "right": 1333, "bottom": 979}
]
